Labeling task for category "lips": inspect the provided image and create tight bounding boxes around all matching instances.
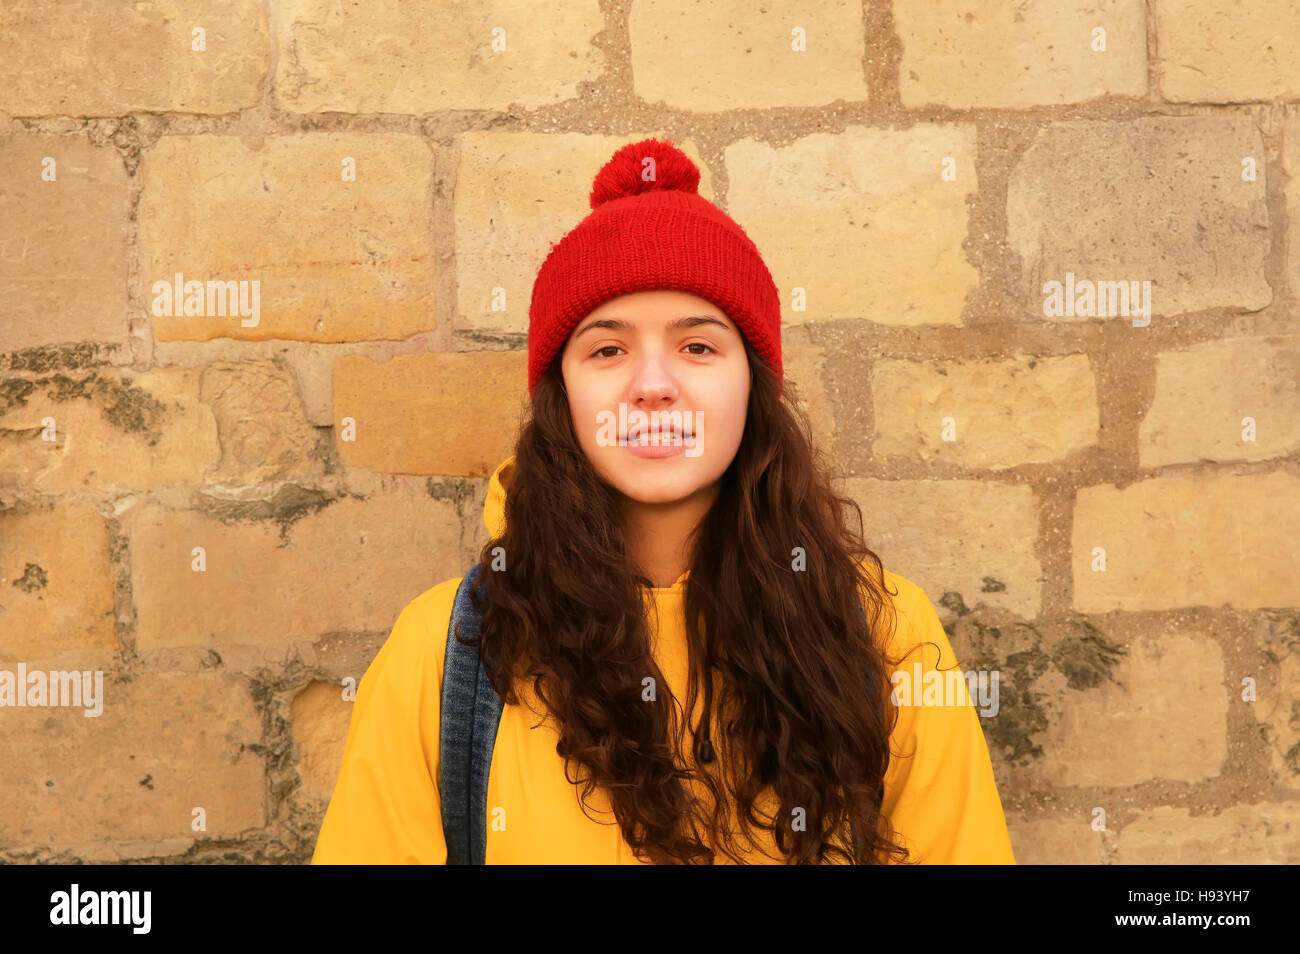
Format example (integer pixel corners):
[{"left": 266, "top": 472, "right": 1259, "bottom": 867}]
[{"left": 624, "top": 428, "right": 693, "bottom": 442}]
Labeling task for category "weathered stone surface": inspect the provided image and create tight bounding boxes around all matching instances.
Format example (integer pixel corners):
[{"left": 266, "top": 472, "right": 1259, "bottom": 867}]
[
  {"left": 0, "top": 0, "right": 267, "bottom": 116},
  {"left": 872, "top": 353, "right": 1099, "bottom": 468},
  {"left": 0, "top": 368, "right": 220, "bottom": 494},
  {"left": 1035, "top": 631, "right": 1227, "bottom": 788},
  {"left": 273, "top": 0, "right": 603, "bottom": 112},
  {"left": 0, "top": 670, "right": 265, "bottom": 848},
  {"left": 630, "top": 0, "right": 868, "bottom": 111},
  {"left": 1116, "top": 802, "right": 1300, "bottom": 863},
  {"left": 333, "top": 350, "right": 529, "bottom": 476},
  {"left": 0, "top": 504, "right": 116, "bottom": 662},
  {"left": 782, "top": 325, "right": 838, "bottom": 462},
  {"left": 841, "top": 477, "right": 1041, "bottom": 618},
  {"left": 1155, "top": 0, "right": 1300, "bottom": 103},
  {"left": 896, "top": 0, "right": 1147, "bottom": 108},
  {"left": 1139, "top": 336, "right": 1300, "bottom": 467},
  {"left": 1008, "top": 116, "right": 1271, "bottom": 319},
  {"left": 291, "top": 679, "right": 354, "bottom": 805},
  {"left": 727, "top": 126, "right": 979, "bottom": 325},
  {"left": 0, "top": 135, "right": 129, "bottom": 351},
  {"left": 124, "top": 490, "right": 462, "bottom": 650},
  {"left": 1072, "top": 473, "right": 1300, "bottom": 612},
  {"left": 200, "top": 360, "right": 322, "bottom": 484},
  {"left": 139, "top": 134, "right": 436, "bottom": 343},
  {"left": 1004, "top": 812, "right": 1107, "bottom": 865},
  {"left": 1283, "top": 114, "right": 1300, "bottom": 302},
  {"left": 1253, "top": 612, "right": 1300, "bottom": 791}
]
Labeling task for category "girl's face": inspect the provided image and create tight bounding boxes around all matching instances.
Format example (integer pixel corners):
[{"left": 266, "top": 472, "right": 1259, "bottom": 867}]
[{"left": 559, "top": 289, "right": 751, "bottom": 506}]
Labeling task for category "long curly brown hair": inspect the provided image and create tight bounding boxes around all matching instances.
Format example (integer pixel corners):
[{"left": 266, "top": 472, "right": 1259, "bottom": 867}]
[{"left": 458, "top": 339, "right": 912, "bottom": 864}]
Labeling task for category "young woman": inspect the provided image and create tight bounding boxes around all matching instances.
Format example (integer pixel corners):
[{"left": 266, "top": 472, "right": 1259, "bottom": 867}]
[{"left": 312, "top": 139, "right": 1016, "bottom": 865}]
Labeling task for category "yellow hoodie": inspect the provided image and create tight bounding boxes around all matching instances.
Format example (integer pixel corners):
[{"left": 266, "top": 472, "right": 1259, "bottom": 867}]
[{"left": 311, "top": 457, "right": 1016, "bottom": 864}]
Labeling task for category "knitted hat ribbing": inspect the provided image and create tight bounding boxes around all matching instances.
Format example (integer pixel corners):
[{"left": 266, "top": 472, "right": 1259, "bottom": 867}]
[{"left": 526, "top": 138, "right": 783, "bottom": 397}]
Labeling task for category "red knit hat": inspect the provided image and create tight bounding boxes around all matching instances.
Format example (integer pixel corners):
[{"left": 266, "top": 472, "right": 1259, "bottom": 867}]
[{"left": 527, "top": 138, "right": 783, "bottom": 397}]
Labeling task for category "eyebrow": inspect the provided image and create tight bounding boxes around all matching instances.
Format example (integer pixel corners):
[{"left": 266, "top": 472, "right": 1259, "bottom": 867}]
[{"left": 572, "top": 314, "right": 734, "bottom": 340}]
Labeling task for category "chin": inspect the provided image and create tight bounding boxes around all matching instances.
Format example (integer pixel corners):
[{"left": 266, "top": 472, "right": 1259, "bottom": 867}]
[
  {"left": 620, "top": 483, "right": 698, "bottom": 506},
  {"left": 602, "top": 457, "right": 710, "bottom": 505}
]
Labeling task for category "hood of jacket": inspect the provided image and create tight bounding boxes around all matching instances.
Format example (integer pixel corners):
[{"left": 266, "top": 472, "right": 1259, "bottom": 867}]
[{"left": 484, "top": 456, "right": 515, "bottom": 539}]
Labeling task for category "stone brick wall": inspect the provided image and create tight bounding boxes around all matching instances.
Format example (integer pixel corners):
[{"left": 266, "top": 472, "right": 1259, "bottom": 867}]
[{"left": 1, "top": 0, "right": 1297, "bottom": 863}]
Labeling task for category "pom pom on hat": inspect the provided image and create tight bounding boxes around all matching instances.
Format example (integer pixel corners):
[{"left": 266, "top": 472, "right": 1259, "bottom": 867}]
[{"left": 589, "top": 138, "right": 702, "bottom": 208}]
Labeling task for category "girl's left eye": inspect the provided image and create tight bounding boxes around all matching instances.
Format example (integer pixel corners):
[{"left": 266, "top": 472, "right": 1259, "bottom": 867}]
[{"left": 684, "top": 342, "right": 715, "bottom": 355}]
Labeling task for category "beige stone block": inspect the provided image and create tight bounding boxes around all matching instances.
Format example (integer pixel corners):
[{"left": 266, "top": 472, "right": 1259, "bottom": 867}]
[
  {"left": 726, "top": 126, "right": 979, "bottom": 325},
  {"left": 0, "top": 505, "right": 116, "bottom": 662},
  {"left": 1072, "top": 472, "right": 1300, "bottom": 612},
  {"left": 1116, "top": 803, "right": 1300, "bottom": 863},
  {"left": 630, "top": 0, "right": 868, "bottom": 111},
  {"left": 782, "top": 325, "right": 837, "bottom": 462},
  {"left": 139, "top": 134, "right": 436, "bottom": 343},
  {"left": 0, "top": 368, "right": 219, "bottom": 493},
  {"left": 291, "top": 679, "right": 354, "bottom": 804},
  {"left": 1156, "top": 0, "right": 1300, "bottom": 103},
  {"left": 124, "top": 491, "right": 462, "bottom": 649},
  {"left": 841, "top": 477, "right": 1041, "bottom": 618},
  {"left": 1036, "top": 631, "right": 1227, "bottom": 787},
  {"left": 0, "top": 670, "right": 265, "bottom": 847},
  {"left": 333, "top": 351, "right": 529, "bottom": 476},
  {"left": 1008, "top": 116, "right": 1271, "bottom": 319},
  {"left": 872, "top": 353, "right": 1099, "bottom": 468},
  {"left": 1283, "top": 114, "right": 1300, "bottom": 301},
  {"left": 273, "top": 0, "right": 603, "bottom": 112},
  {"left": 0, "top": 0, "right": 267, "bottom": 116},
  {"left": 0, "top": 135, "right": 129, "bottom": 351},
  {"left": 1005, "top": 812, "right": 1107, "bottom": 865},
  {"left": 200, "top": 360, "right": 322, "bottom": 484},
  {"left": 897, "top": 0, "right": 1147, "bottom": 108},
  {"left": 1139, "top": 336, "right": 1300, "bottom": 467}
]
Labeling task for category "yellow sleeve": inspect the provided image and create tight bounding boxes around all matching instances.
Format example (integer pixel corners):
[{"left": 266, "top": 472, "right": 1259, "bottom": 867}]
[
  {"left": 878, "top": 574, "right": 1016, "bottom": 864},
  {"left": 310, "top": 579, "right": 459, "bottom": 865}
]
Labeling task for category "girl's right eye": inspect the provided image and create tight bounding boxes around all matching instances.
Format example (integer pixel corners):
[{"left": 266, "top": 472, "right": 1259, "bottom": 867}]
[{"left": 593, "top": 346, "right": 622, "bottom": 359}]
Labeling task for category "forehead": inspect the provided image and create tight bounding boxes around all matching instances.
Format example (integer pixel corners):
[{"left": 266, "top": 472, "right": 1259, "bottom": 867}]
[{"left": 585, "top": 290, "right": 736, "bottom": 329}]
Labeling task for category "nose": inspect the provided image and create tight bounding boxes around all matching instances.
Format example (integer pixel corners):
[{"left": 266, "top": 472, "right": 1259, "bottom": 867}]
[{"left": 627, "top": 351, "right": 678, "bottom": 406}]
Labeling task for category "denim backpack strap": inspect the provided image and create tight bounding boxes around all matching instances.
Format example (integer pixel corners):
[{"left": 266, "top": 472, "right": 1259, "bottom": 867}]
[{"left": 439, "top": 563, "right": 505, "bottom": 865}]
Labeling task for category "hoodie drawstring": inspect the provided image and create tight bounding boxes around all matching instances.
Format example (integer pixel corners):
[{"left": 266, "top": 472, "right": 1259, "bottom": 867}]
[
  {"left": 694, "top": 625, "right": 715, "bottom": 764},
  {"left": 695, "top": 702, "right": 715, "bottom": 763}
]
